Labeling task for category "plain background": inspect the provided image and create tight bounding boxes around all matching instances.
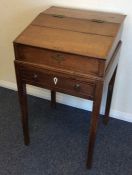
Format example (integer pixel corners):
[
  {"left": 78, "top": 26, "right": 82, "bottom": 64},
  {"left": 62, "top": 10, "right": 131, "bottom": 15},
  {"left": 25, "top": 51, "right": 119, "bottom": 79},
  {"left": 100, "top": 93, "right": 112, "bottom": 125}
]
[{"left": 0, "top": 0, "right": 132, "bottom": 122}]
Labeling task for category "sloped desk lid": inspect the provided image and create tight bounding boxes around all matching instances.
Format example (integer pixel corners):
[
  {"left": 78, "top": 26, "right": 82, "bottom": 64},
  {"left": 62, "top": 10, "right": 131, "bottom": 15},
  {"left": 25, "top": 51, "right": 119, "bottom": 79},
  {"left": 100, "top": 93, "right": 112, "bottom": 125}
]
[{"left": 14, "top": 6, "right": 126, "bottom": 60}]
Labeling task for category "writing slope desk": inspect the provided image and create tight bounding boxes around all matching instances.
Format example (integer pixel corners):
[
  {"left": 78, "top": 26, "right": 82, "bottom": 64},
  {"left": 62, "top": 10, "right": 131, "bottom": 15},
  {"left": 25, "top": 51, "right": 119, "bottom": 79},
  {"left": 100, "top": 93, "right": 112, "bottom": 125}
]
[{"left": 14, "top": 6, "right": 126, "bottom": 169}]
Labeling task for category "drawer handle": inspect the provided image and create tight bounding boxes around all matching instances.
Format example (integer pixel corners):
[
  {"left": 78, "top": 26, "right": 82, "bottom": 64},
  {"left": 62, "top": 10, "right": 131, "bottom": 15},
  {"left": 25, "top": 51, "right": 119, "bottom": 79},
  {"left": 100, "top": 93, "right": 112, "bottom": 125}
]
[
  {"left": 51, "top": 53, "right": 64, "bottom": 62},
  {"left": 33, "top": 74, "right": 38, "bottom": 79},
  {"left": 74, "top": 84, "right": 80, "bottom": 90}
]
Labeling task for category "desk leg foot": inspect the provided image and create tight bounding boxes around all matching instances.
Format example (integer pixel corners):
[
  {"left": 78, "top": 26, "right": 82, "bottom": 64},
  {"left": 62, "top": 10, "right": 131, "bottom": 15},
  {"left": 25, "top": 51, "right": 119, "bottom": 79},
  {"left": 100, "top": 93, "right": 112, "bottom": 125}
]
[
  {"left": 51, "top": 90, "right": 56, "bottom": 108},
  {"left": 103, "top": 67, "right": 117, "bottom": 125},
  {"left": 87, "top": 82, "right": 103, "bottom": 169},
  {"left": 87, "top": 158, "right": 92, "bottom": 169}
]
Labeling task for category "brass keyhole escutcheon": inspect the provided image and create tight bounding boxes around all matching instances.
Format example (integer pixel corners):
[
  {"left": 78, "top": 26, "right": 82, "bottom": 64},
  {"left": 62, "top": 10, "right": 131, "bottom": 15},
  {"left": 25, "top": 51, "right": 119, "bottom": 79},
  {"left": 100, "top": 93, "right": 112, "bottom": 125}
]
[{"left": 51, "top": 53, "right": 65, "bottom": 63}]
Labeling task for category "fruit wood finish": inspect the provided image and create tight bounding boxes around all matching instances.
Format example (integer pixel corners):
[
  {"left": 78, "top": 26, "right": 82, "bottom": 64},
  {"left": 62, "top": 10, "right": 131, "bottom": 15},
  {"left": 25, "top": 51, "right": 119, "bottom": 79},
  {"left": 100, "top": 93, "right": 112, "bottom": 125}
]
[{"left": 14, "top": 6, "right": 126, "bottom": 169}]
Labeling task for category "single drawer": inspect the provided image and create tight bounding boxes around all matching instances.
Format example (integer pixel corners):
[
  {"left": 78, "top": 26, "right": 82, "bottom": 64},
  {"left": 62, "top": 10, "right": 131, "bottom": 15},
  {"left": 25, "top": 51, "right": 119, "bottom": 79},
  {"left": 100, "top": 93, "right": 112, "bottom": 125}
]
[
  {"left": 19, "top": 64, "right": 95, "bottom": 100},
  {"left": 14, "top": 44, "right": 102, "bottom": 76}
]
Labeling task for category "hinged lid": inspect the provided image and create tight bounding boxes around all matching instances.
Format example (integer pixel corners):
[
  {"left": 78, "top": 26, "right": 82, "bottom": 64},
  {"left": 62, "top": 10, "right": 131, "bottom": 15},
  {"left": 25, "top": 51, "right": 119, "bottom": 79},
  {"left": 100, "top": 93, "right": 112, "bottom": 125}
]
[
  {"left": 44, "top": 6, "right": 126, "bottom": 23},
  {"left": 14, "top": 6, "right": 126, "bottom": 60},
  {"left": 32, "top": 13, "right": 120, "bottom": 37}
]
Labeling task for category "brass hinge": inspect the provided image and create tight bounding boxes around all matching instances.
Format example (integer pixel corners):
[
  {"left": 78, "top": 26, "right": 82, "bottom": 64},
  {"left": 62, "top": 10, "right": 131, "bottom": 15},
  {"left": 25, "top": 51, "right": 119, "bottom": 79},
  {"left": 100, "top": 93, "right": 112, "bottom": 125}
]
[
  {"left": 91, "top": 19, "right": 105, "bottom": 23},
  {"left": 52, "top": 14, "right": 65, "bottom": 18}
]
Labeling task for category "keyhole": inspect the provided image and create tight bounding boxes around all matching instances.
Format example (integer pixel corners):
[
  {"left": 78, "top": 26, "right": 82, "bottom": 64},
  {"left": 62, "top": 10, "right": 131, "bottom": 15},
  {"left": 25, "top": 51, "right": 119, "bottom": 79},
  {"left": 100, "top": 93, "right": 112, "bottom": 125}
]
[{"left": 53, "top": 77, "right": 58, "bottom": 85}]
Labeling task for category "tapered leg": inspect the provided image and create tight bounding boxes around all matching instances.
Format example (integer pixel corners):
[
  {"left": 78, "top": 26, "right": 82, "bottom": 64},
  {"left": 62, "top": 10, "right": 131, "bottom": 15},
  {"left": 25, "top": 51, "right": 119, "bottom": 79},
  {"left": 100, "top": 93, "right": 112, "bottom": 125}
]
[
  {"left": 87, "top": 81, "right": 103, "bottom": 169},
  {"left": 15, "top": 63, "right": 30, "bottom": 145},
  {"left": 103, "top": 66, "right": 117, "bottom": 125},
  {"left": 51, "top": 90, "right": 56, "bottom": 108}
]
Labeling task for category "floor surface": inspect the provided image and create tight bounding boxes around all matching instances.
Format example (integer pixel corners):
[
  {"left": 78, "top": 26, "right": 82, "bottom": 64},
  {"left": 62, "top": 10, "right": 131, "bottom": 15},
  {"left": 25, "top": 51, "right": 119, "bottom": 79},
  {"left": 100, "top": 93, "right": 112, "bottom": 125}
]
[{"left": 0, "top": 87, "right": 132, "bottom": 175}]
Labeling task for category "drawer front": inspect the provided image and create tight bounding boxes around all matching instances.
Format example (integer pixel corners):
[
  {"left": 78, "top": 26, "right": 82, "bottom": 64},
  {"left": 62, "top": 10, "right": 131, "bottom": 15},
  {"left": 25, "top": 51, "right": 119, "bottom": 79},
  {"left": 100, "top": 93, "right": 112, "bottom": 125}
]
[
  {"left": 19, "top": 64, "right": 95, "bottom": 100},
  {"left": 15, "top": 44, "right": 101, "bottom": 76}
]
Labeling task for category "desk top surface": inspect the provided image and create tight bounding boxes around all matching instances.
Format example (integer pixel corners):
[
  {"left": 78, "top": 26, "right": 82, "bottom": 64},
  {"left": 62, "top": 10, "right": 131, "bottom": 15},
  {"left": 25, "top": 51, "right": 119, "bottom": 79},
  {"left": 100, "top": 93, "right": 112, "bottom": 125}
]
[{"left": 15, "top": 6, "right": 126, "bottom": 59}]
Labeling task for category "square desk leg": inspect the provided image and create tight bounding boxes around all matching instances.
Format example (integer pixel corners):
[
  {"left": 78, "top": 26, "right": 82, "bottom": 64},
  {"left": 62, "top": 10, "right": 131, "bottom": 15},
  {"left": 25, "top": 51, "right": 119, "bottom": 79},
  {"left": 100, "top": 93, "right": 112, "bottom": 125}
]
[
  {"left": 51, "top": 90, "right": 56, "bottom": 108},
  {"left": 103, "top": 66, "right": 117, "bottom": 125},
  {"left": 87, "top": 65, "right": 117, "bottom": 168},
  {"left": 15, "top": 63, "right": 30, "bottom": 145},
  {"left": 87, "top": 81, "right": 103, "bottom": 169}
]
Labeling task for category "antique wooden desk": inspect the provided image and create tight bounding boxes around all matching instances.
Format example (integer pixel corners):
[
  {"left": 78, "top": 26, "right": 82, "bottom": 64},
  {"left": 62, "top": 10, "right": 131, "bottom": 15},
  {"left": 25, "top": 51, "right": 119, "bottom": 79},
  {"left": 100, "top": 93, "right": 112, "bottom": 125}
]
[{"left": 14, "top": 6, "right": 125, "bottom": 168}]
